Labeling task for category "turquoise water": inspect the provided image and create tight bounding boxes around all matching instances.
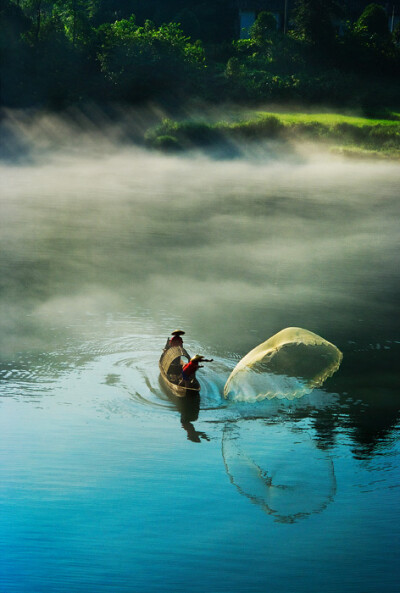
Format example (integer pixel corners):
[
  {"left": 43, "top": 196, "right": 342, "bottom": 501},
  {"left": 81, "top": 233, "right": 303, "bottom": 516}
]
[{"left": 0, "top": 123, "right": 399, "bottom": 592}]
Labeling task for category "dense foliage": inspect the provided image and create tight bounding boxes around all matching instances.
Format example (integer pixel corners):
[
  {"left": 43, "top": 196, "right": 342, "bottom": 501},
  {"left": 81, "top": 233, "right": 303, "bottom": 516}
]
[
  {"left": 96, "top": 17, "right": 205, "bottom": 102},
  {"left": 1, "top": 0, "right": 400, "bottom": 109}
]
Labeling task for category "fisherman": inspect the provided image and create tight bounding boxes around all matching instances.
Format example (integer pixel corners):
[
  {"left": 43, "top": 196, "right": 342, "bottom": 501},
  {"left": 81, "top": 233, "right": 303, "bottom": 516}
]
[
  {"left": 165, "top": 330, "right": 185, "bottom": 350},
  {"left": 181, "top": 354, "right": 213, "bottom": 386}
]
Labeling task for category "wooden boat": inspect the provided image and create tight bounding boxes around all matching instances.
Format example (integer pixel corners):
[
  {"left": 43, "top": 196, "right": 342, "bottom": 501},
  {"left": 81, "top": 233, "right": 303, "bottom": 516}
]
[{"left": 159, "top": 346, "right": 200, "bottom": 397}]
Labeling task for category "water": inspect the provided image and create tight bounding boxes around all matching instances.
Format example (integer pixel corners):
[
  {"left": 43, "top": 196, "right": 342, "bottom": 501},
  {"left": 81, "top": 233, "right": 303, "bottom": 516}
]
[{"left": 1, "top": 115, "right": 399, "bottom": 592}]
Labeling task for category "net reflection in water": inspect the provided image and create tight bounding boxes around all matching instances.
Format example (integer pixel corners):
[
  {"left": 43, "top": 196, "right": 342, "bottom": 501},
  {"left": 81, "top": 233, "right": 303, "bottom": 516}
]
[{"left": 222, "top": 420, "right": 337, "bottom": 523}]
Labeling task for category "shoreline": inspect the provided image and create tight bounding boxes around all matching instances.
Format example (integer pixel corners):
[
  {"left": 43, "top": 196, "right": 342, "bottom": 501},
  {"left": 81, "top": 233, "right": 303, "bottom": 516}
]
[
  {"left": 145, "top": 109, "right": 400, "bottom": 160},
  {"left": 1, "top": 105, "right": 400, "bottom": 162}
]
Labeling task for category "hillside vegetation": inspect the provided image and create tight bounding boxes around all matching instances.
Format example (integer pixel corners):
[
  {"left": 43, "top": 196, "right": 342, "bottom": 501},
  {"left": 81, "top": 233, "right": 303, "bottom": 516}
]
[{"left": 1, "top": 1, "right": 400, "bottom": 111}]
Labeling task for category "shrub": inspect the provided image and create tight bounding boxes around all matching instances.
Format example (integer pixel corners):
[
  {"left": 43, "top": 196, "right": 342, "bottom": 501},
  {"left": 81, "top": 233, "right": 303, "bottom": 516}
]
[
  {"left": 178, "top": 121, "right": 222, "bottom": 145},
  {"left": 290, "top": 121, "right": 328, "bottom": 139},
  {"left": 225, "top": 115, "right": 284, "bottom": 140},
  {"left": 225, "top": 57, "right": 241, "bottom": 78},
  {"left": 333, "top": 123, "right": 370, "bottom": 143},
  {"left": 153, "top": 135, "right": 182, "bottom": 151}
]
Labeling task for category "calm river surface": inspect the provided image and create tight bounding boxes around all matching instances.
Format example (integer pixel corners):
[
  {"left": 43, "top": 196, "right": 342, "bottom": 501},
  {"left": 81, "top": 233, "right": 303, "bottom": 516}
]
[{"left": 1, "top": 114, "right": 399, "bottom": 593}]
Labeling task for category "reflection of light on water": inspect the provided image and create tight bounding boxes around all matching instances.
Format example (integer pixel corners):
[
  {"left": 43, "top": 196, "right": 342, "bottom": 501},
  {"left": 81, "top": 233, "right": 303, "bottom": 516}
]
[
  {"left": 222, "top": 420, "right": 336, "bottom": 523},
  {"left": 112, "top": 348, "right": 229, "bottom": 412},
  {"left": 0, "top": 327, "right": 342, "bottom": 428},
  {"left": 0, "top": 330, "right": 230, "bottom": 415},
  {"left": 224, "top": 327, "right": 343, "bottom": 402}
]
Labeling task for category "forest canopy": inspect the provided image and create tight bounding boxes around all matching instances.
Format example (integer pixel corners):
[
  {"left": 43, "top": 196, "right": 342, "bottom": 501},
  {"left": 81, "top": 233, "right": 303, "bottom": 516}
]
[{"left": 1, "top": 0, "right": 400, "bottom": 109}]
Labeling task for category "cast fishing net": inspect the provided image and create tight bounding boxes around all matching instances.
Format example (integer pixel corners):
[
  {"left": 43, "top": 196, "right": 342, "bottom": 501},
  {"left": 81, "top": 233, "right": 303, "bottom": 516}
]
[{"left": 224, "top": 327, "right": 342, "bottom": 402}]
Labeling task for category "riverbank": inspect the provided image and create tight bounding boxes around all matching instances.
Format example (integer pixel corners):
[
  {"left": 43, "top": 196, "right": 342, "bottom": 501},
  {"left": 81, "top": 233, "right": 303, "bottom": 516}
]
[{"left": 145, "top": 110, "right": 400, "bottom": 160}]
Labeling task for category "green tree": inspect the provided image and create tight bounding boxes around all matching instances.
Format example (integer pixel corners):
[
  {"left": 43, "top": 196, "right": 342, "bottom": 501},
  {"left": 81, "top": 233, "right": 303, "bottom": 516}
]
[
  {"left": 250, "top": 11, "right": 277, "bottom": 44},
  {"left": 339, "top": 3, "right": 396, "bottom": 78},
  {"left": 53, "top": 0, "right": 91, "bottom": 46},
  {"left": 354, "top": 3, "right": 389, "bottom": 39},
  {"left": 97, "top": 16, "right": 205, "bottom": 101},
  {"left": 32, "top": 14, "right": 85, "bottom": 106},
  {"left": 225, "top": 56, "right": 241, "bottom": 78},
  {"left": 292, "top": 0, "right": 342, "bottom": 48},
  {"left": 18, "top": 0, "right": 53, "bottom": 42}
]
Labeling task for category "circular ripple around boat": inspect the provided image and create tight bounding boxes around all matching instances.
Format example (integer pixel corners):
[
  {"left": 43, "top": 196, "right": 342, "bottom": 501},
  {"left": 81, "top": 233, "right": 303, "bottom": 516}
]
[
  {"left": 75, "top": 344, "right": 232, "bottom": 416},
  {"left": 2, "top": 324, "right": 345, "bottom": 426}
]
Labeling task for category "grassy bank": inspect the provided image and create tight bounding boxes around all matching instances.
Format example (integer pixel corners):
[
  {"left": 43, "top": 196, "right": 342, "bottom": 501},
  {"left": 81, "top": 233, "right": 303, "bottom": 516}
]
[{"left": 145, "top": 110, "right": 400, "bottom": 159}]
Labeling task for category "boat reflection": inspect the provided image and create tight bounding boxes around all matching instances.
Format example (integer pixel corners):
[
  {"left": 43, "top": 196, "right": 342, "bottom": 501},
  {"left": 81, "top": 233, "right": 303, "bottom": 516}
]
[
  {"left": 176, "top": 393, "right": 210, "bottom": 443},
  {"left": 158, "top": 377, "right": 210, "bottom": 443}
]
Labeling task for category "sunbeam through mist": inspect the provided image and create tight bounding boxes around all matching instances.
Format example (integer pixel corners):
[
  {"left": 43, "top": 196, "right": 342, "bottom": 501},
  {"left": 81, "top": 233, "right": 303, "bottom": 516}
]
[{"left": 1, "top": 110, "right": 399, "bottom": 361}]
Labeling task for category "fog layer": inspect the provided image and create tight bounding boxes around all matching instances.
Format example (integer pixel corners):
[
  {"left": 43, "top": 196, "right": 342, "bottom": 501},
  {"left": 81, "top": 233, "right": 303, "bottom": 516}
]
[{"left": 1, "top": 113, "right": 399, "bottom": 362}]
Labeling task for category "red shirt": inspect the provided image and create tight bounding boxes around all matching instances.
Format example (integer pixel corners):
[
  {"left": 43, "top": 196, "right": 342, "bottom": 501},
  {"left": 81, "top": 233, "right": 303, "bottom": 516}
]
[
  {"left": 169, "top": 335, "right": 183, "bottom": 347},
  {"left": 182, "top": 360, "right": 199, "bottom": 376}
]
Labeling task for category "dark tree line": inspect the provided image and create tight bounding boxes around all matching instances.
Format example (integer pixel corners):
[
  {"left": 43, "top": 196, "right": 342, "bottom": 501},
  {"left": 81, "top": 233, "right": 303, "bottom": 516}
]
[
  {"left": 1, "top": 0, "right": 400, "bottom": 109},
  {"left": 227, "top": 2, "right": 400, "bottom": 109}
]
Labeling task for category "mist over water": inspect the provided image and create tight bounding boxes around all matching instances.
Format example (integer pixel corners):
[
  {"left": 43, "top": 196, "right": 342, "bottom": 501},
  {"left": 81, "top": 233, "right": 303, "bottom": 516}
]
[
  {"left": 2, "top": 111, "right": 399, "bottom": 355},
  {"left": 1, "top": 111, "right": 399, "bottom": 593}
]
